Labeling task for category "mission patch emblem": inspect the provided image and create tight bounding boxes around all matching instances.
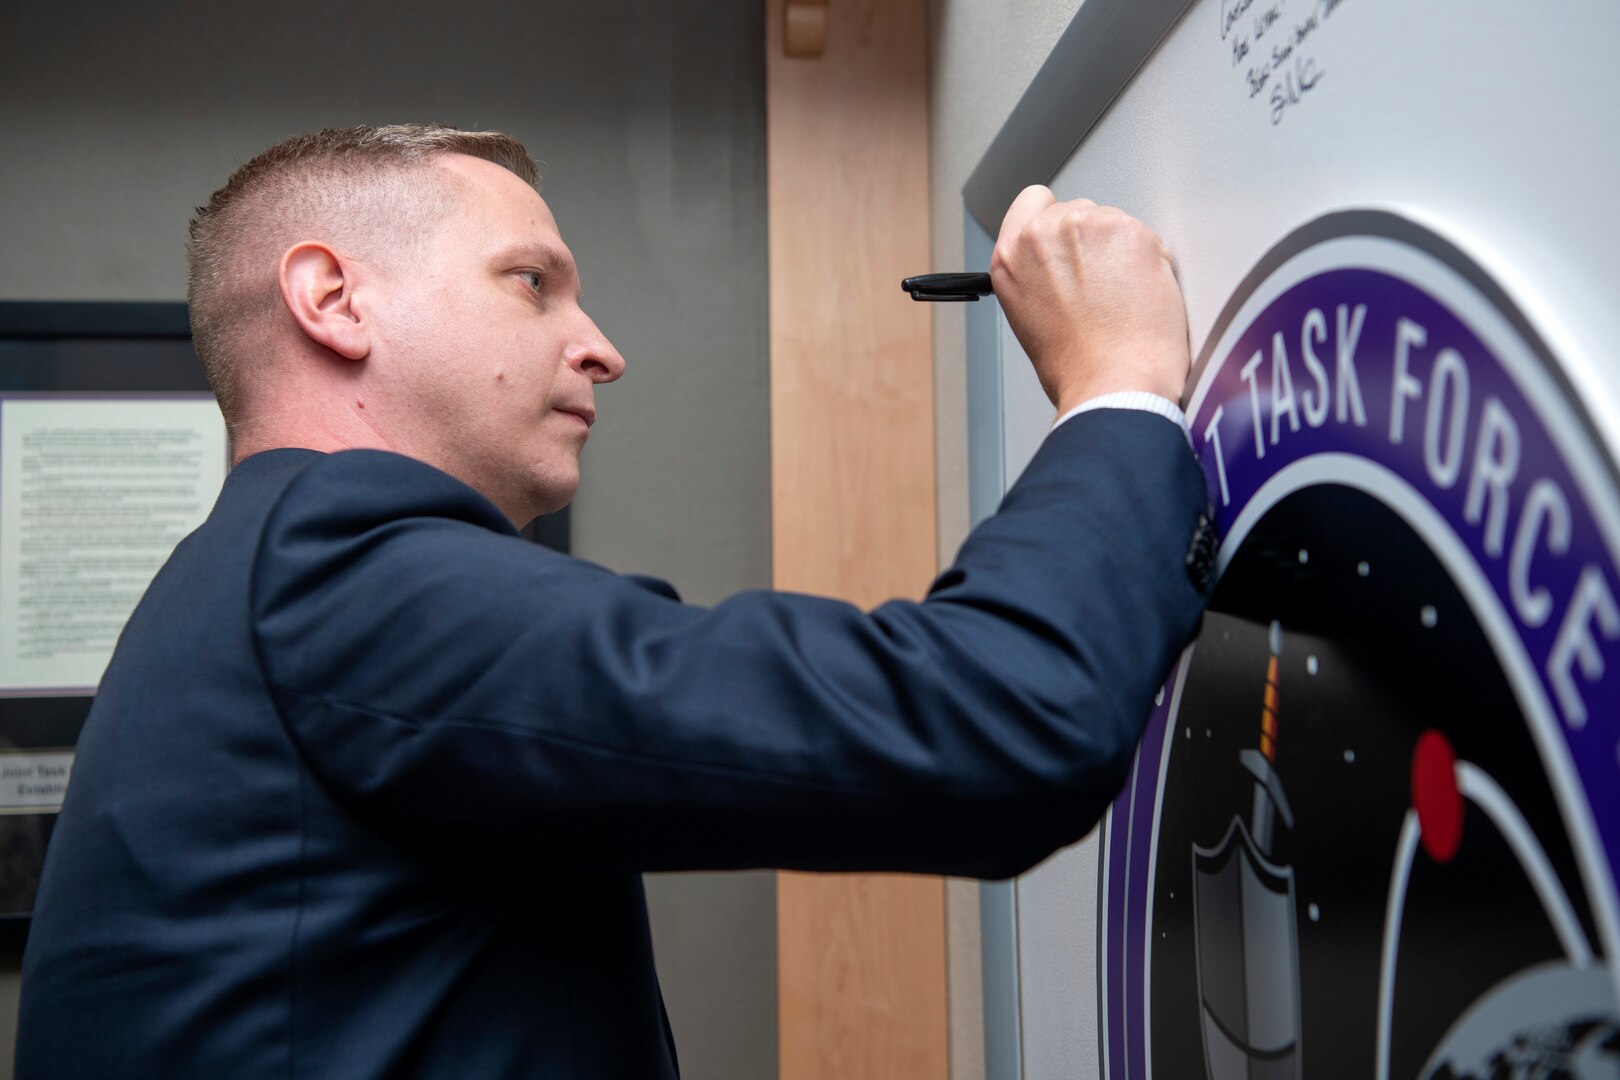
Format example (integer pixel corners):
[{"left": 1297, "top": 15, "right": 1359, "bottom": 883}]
[{"left": 1100, "top": 211, "right": 1620, "bottom": 1080}]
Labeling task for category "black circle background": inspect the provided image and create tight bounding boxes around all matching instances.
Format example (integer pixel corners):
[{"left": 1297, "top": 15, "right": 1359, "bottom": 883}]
[{"left": 1148, "top": 483, "right": 1603, "bottom": 1077}]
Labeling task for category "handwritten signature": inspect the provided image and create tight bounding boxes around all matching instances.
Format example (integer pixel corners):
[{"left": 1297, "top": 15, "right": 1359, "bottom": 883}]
[
  {"left": 1271, "top": 55, "right": 1323, "bottom": 125},
  {"left": 1218, "top": 0, "right": 1344, "bottom": 127}
]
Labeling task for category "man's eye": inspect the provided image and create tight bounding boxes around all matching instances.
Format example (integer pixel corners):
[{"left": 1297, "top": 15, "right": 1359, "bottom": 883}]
[{"left": 519, "top": 270, "right": 544, "bottom": 292}]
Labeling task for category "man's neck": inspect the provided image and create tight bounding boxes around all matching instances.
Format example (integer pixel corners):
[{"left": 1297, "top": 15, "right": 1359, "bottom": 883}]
[{"left": 229, "top": 405, "right": 398, "bottom": 466}]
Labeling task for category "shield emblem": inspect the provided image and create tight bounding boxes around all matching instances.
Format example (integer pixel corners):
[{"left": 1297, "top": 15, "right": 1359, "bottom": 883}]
[{"left": 1192, "top": 816, "right": 1303, "bottom": 1080}]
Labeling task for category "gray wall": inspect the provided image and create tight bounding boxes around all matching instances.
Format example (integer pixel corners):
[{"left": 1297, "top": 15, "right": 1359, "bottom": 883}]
[{"left": 0, "top": 3, "right": 774, "bottom": 1077}]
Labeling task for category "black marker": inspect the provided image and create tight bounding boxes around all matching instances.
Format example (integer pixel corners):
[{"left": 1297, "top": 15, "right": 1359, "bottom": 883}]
[{"left": 901, "top": 272, "right": 992, "bottom": 302}]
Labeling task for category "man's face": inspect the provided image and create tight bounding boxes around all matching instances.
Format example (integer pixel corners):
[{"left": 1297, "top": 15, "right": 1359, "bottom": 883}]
[{"left": 368, "top": 154, "right": 625, "bottom": 525}]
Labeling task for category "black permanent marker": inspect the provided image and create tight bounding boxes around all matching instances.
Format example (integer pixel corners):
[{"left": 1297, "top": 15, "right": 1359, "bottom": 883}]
[{"left": 901, "top": 272, "right": 993, "bottom": 301}]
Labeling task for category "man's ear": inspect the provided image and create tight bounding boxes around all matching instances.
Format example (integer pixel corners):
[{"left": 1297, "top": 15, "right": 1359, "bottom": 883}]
[{"left": 278, "top": 242, "right": 371, "bottom": 361}]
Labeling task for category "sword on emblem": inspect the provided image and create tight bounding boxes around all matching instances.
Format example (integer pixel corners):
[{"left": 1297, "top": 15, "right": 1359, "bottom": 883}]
[{"left": 1192, "top": 622, "right": 1304, "bottom": 1079}]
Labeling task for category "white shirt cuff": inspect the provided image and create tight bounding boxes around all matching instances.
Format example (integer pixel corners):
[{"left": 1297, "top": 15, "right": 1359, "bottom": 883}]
[{"left": 1053, "top": 391, "right": 1188, "bottom": 435}]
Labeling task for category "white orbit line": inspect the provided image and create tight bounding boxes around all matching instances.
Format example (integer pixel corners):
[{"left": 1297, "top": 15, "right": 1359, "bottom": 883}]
[
  {"left": 1375, "top": 761, "right": 1595, "bottom": 1080},
  {"left": 1456, "top": 762, "right": 1593, "bottom": 967},
  {"left": 1375, "top": 811, "right": 1421, "bottom": 1080}
]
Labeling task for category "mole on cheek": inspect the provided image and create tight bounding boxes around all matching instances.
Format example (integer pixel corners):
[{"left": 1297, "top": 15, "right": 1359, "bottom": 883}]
[{"left": 495, "top": 372, "right": 506, "bottom": 383}]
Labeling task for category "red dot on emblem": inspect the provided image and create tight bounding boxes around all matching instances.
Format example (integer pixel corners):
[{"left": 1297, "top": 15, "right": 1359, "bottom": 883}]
[{"left": 1411, "top": 729, "right": 1463, "bottom": 863}]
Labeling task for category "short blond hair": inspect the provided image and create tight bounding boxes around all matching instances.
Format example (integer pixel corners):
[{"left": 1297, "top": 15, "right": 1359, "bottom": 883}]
[{"left": 186, "top": 124, "right": 539, "bottom": 429}]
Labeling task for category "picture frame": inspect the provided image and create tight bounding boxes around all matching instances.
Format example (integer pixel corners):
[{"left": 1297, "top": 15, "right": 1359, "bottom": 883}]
[{"left": 0, "top": 301, "right": 209, "bottom": 948}]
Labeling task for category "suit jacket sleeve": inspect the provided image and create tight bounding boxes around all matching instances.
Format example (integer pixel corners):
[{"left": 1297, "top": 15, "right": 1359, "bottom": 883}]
[{"left": 251, "top": 409, "right": 1208, "bottom": 880}]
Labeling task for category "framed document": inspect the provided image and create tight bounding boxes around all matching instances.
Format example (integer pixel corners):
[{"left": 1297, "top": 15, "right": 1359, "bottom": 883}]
[{"left": 0, "top": 302, "right": 219, "bottom": 946}]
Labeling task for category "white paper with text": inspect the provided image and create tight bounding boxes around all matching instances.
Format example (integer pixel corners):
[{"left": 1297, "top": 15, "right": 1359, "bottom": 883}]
[{"left": 0, "top": 397, "right": 226, "bottom": 692}]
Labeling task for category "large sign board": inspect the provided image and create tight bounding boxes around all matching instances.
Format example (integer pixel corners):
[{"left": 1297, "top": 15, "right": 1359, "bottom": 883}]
[{"left": 960, "top": 1, "right": 1620, "bottom": 1075}]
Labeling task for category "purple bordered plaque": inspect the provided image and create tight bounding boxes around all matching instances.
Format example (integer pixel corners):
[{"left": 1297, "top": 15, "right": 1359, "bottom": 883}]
[{"left": 1100, "top": 211, "right": 1620, "bottom": 1080}]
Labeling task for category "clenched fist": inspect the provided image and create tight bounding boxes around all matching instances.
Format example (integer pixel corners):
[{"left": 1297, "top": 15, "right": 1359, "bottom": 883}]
[{"left": 990, "top": 186, "right": 1191, "bottom": 414}]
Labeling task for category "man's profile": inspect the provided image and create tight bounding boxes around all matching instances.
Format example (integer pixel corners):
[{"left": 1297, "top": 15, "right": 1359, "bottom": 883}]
[{"left": 16, "top": 124, "right": 1208, "bottom": 1078}]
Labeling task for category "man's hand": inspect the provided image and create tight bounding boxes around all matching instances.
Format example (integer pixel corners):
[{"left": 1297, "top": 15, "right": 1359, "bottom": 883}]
[{"left": 990, "top": 186, "right": 1191, "bottom": 414}]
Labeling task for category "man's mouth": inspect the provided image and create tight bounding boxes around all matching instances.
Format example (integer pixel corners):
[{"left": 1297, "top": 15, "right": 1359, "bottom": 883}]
[{"left": 556, "top": 405, "right": 595, "bottom": 428}]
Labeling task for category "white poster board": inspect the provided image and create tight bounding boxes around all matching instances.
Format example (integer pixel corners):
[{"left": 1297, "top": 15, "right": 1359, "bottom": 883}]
[{"left": 971, "top": 1, "right": 1620, "bottom": 1076}]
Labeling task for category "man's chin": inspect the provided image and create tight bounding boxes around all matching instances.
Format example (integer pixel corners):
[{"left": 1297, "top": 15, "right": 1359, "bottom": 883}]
[{"left": 521, "top": 474, "right": 579, "bottom": 524}]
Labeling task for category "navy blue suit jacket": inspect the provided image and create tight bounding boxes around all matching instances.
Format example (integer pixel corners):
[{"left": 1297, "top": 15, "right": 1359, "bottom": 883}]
[{"left": 17, "top": 409, "right": 1206, "bottom": 1078}]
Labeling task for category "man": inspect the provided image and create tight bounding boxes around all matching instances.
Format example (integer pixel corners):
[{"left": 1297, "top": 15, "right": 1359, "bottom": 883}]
[{"left": 17, "top": 125, "right": 1207, "bottom": 1077}]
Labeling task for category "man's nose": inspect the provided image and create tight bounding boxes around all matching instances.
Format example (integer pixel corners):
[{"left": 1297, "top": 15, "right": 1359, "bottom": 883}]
[{"left": 567, "top": 311, "right": 627, "bottom": 384}]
